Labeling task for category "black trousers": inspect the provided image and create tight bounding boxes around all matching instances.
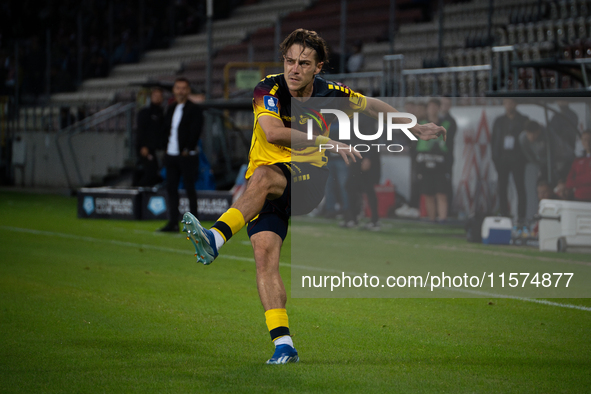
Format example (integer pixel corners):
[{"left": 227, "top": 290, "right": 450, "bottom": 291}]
[
  {"left": 133, "top": 156, "right": 161, "bottom": 187},
  {"left": 345, "top": 164, "right": 380, "bottom": 224},
  {"left": 496, "top": 163, "right": 526, "bottom": 221},
  {"left": 165, "top": 154, "right": 199, "bottom": 224}
]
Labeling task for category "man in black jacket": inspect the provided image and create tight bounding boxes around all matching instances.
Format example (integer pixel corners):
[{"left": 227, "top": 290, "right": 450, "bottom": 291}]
[
  {"left": 491, "top": 98, "right": 528, "bottom": 222},
  {"left": 159, "top": 77, "right": 204, "bottom": 232},
  {"left": 133, "top": 87, "right": 164, "bottom": 187}
]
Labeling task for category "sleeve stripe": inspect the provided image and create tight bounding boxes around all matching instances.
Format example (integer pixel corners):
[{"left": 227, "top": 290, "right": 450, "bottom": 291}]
[{"left": 269, "top": 84, "right": 279, "bottom": 95}]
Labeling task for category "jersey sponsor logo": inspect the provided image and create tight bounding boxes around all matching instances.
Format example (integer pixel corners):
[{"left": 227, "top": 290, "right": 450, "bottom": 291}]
[{"left": 264, "top": 96, "right": 279, "bottom": 113}]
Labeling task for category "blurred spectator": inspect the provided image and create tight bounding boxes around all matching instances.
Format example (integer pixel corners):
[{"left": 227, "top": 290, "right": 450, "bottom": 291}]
[
  {"left": 548, "top": 100, "right": 579, "bottom": 151},
  {"left": 491, "top": 98, "right": 529, "bottom": 222},
  {"left": 403, "top": 99, "right": 416, "bottom": 116},
  {"left": 346, "top": 40, "right": 364, "bottom": 73},
  {"left": 323, "top": 153, "right": 348, "bottom": 218},
  {"left": 323, "top": 121, "right": 349, "bottom": 219},
  {"left": 415, "top": 98, "right": 449, "bottom": 222},
  {"left": 342, "top": 114, "right": 381, "bottom": 230},
  {"left": 159, "top": 77, "right": 204, "bottom": 232},
  {"left": 440, "top": 96, "right": 457, "bottom": 214},
  {"left": 554, "top": 179, "right": 574, "bottom": 200},
  {"left": 519, "top": 120, "right": 574, "bottom": 183},
  {"left": 408, "top": 101, "right": 428, "bottom": 210},
  {"left": 414, "top": 101, "right": 428, "bottom": 123},
  {"left": 563, "top": 130, "right": 591, "bottom": 201},
  {"left": 537, "top": 179, "right": 559, "bottom": 201},
  {"left": 133, "top": 87, "right": 164, "bottom": 187}
]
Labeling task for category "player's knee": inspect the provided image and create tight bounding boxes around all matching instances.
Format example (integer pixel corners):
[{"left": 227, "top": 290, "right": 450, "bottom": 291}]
[
  {"left": 252, "top": 240, "right": 279, "bottom": 272},
  {"left": 250, "top": 166, "right": 286, "bottom": 196}
]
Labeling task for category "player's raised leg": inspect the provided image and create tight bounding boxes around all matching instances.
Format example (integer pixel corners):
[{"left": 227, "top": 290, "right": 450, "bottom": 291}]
[
  {"left": 250, "top": 231, "right": 299, "bottom": 364},
  {"left": 183, "top": 165, "right": 287, "bottom": 265}
]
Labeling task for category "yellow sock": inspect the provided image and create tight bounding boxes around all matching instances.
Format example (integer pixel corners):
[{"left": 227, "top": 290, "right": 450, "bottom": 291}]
[
  {"left": 265, "top": 308, "right": 290, "bottom": 341},
  {"left": 211, "top": 208, "right": 245, "bottom": 242}
]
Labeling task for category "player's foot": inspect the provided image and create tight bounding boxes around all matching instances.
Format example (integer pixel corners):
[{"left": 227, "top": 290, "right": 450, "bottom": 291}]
[
  {"left": 266, "top": 344, "right": 299, "bottom": 365},
  {"left": 181, "top": 212, "right": 219, "bottom": 265}
]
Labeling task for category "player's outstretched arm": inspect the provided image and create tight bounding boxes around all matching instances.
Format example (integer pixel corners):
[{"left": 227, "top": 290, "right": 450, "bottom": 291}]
[
  {"left": 363, "top": 97, "right": 447, "bottom": 141},
  {"left": 258, "top": 115, "right": 361, "bottom": 164}
]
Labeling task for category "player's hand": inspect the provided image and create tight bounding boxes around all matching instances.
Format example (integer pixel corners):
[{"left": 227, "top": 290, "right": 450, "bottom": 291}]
[
  {"left": 327, "top": 140, "right": 362, "bottom": 165},
  {"left": 411, "top": 123, "right": 447, "bottom": 141}
]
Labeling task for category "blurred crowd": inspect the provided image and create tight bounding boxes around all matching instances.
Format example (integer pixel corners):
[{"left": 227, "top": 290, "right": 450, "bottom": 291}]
[
  {"left": 318, "top": 95, "right": 458, "bottom": 230},
  {"left": 316, "top": 96, "right": 590, "bottom": 230},
  {"left": 492, "top": 98, "right": 590, "bottom": 224}
]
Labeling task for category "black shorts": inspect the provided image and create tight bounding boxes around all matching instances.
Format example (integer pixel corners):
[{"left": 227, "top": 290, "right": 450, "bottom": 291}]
[
  {"left": 418, "top": 166, "right": 450, "bottom": 196},
  {"left": 247, "top": 162, "right": 329, "bottom": 241}
]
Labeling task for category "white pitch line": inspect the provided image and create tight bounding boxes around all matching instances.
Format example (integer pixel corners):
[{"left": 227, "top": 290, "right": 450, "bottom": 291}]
[
  {"left": 438, "top": 287, "right": 591, "bottom": 312},
  {"left": 2, "top": 225, "right": 590, "bottom": 312}
]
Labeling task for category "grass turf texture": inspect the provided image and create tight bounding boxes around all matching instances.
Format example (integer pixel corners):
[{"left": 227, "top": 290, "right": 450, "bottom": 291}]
[{"left": 0, "top": 190, "right": 590, "bottom": 393}]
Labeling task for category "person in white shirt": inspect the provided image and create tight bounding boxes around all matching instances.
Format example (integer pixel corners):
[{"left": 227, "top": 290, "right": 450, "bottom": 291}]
[{"left": 159, "top": 77, "right": 204, "bottom": 232}]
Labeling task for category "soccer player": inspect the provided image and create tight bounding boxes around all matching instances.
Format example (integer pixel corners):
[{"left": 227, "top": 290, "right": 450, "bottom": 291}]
[{"left": 182, "top": 29, "right": 446, "bottom": 364}]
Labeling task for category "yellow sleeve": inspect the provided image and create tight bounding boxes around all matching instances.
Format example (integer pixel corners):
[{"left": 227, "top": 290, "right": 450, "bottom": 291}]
[{"left": 253, "top": 81, "right": 282, "bottom": 122}]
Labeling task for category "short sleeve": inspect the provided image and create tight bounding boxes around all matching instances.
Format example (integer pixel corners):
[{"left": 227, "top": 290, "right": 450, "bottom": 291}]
[{"left": 253, "top": 80, "right": 281, "bottom": 121}]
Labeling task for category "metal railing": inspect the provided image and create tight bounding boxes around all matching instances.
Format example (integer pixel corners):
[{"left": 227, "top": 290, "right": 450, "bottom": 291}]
[
  {"left": 401, "top": 64, "right": 492, "bottom": 98},
  {"left": 55, "top": 102, "right": 135, "bottom": 189},
  {"left": 491, "top": 45, "right": 518, "bottom": 92},
  {"left": 573, "top": 58, "right": 591, "bottom": 89},
  {"left": 383, "top": 54, "right": 404, "bottom": 97}
]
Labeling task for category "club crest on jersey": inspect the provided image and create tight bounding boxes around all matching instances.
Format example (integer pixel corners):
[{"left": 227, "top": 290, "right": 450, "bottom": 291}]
[{"left": 264, "top": 96, "right": 279, "bottom": 113}]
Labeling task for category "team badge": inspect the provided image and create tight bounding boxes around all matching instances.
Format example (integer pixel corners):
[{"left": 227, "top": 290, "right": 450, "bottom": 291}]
[{"left": 264, "top": 96, "right": 279, "bottom": 114}]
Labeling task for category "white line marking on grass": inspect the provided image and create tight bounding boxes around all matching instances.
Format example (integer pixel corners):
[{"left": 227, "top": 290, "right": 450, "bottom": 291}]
[
  {"left": 0, "top": 225, "right": 255, "bottom": 260},
  {"left": 3, "top": 226, "right": 590, "bottom": 312},
  {"left": 292, "top": 222, "right": 591, "bottom": 267},
  {"left": 441, "top": 287, "right": 591, "bottom": 312}
]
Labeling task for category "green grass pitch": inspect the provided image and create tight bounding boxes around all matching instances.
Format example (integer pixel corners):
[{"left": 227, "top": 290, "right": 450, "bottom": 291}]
[{"left": 1, "top": 190, "right": 591, "bottom": 393}]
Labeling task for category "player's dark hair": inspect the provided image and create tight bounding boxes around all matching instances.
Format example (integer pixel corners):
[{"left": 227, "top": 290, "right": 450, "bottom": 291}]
[{"left": 280, "top": 29, "right": 329, "bottom": 66}]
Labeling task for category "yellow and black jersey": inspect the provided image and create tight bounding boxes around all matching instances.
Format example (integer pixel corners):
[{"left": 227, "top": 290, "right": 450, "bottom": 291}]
[{"left": 246, "top": 73, "right": 367, "bottom": 179}]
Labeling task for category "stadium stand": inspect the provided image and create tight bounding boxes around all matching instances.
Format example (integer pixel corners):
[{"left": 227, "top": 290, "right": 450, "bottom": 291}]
[
  {"left": 3, "top": 0, "right": 591, "bottom": 189},
  {"left": 49, "top": 0, "right": 312, "bottom": 105},
  {"left": 176, "top": 0, "right": 427, "bottom": 98},
  {"left": 5, "top": 0, "right": 591, "bottom": 106}
]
